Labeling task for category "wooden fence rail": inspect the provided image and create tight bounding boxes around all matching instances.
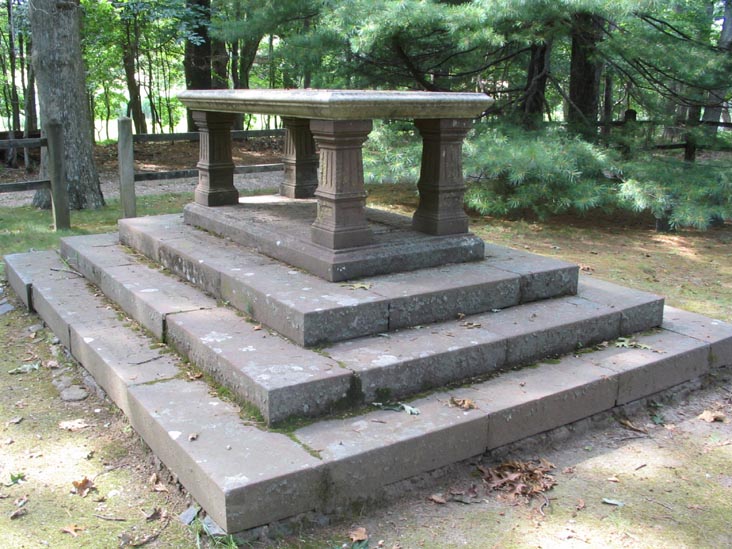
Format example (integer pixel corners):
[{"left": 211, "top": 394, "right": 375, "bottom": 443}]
[{"left": 0, "top": 121, "right": 69, "bottom": 230}]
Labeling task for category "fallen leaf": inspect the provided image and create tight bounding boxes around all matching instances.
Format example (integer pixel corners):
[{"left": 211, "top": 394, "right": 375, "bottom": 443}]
[
  {"left": 617, "top": 417, "right": 648, "bottom": 434},
  {"left": 341, "top": 282, "right": 372, "bottom": 290},
  {"left": 186, "top": 371, "right": 203, "bottom": 380},
  {"left": 253, "top": 324, "right": 262, "bottom": 331},
  {"left": 8, "top": 472, "right": 26, "bottom": 485},
  {"left": 144, "top": 507, "right": 163, "bottom": 522},
  {"left": 59, "top": 419, "right": 90, "bottom": 431},
  {"left": 602, "top": 498, "right": 625, "bottom": 507},
  {"left": 188, "top": 433, "right": 198, "bottom": 441},
  {"left": 428, "top": 494, "right": 447, "bottom": 504},
  {"left": 152, "top": 483, "right": 169, "bottom": 493},
  {"left": 7, "top": 416, "right": 23, "bottom": 426},
  {"left": 449, "top": 397, "right": 477, "bottom": 410},
  {"left": 8, "top": 362, "right": 40, "bottom": 375},
  {"left": 456, "top": 312, "right": 466, "bottom": 320},
  {"left": 460, "top": 321, "right": 481, "bottom": 329},
  {"left": 9, "top": 508, "right": 27, "bottom": 520},
  {"left": 607, "top": 476, "right": 620, "bottom": 483},
  {"left": 579, "top": 264, "right": 594, "bottom": 273},
  {"left": 349, "top": 526, "right": 368, "bottom": 542},
  {"left": 479, "top": 459, "right": 556, "bottom": 502},
  {"left": 14, "top": 495, "right": 29, "bottom": 508},
  {"left": 72, "top": 476, "right": 95, "bottom": 498},
  {"left": 698, "top": 410, "right": 726, "bottom": 423},
  {"left": 576, "top": 498, "right": 586, "bottom": 511},
  {"left": 61, "top": 524, "right": 85, "bottom": 537},
  {"left": 562, "top": 467, "right": 575, "bottom": 474}
]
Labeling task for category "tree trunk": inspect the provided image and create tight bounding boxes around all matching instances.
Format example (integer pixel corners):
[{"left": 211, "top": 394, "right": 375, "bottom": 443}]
[
  {"left": 122, "top": 18, "right": 147, "bottom": 134},
  {"left": 702, "top": 0, "right": 732, "bottom": 130},
  {"left": 568, "top": 12, "right": 603, "bottom": 138},
  {"left": 29, "top": 0, "right": 104, "bottom": 210},
  {"left": 211, "top": 38, "right": 229, "bottom": 89},
  {"left": 184, "top": 0, "right": 212, "bottom": 131},
  {"left": 520, "top": 42, "right": 551, "bottom": 129}
]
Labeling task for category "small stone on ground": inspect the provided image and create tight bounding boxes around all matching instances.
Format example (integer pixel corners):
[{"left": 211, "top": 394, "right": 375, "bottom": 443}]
[{"left": 60, "top": 385, "right": 89, "bottom": 402}]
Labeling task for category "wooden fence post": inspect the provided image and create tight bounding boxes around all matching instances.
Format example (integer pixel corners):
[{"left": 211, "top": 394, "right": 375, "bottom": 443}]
[
  {"left": 46, "top": 120, "right": 70, "bottom": 231},
  {"left": 118, "top": 117, "right": 136, "bottom": 218}
]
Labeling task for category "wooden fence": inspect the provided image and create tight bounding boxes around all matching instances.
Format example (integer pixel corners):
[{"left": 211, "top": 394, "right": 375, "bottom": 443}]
[{"left": 0, "top": 121, "right": 69, "bottom": 230}]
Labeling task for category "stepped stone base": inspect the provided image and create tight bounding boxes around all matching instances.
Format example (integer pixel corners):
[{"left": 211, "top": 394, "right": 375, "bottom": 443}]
[
  {"left": 183, "top": 197, "right": 486, "bottom": 281},
  {"left": 4, "top": 215, "right": 732, "bottom": 535}
]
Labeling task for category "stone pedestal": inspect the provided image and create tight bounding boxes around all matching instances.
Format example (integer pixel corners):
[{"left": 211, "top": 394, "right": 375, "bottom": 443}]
[
  {"left": 309, "top": 119, "right": 373, "bottom": 250},
  {"left": 412, "top": 118, "right": 472, "bottom": 235},
  {"left": 192, "top": 111, "right": 238, "bottom": 206},
  {"left": 280, "top": 117, "right": 319, "bottom": 198}
]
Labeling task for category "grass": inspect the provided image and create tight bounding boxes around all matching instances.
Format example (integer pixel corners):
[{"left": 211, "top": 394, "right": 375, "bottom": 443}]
[{"left": 0, "top": 193, "right": 192, "bottom": 272}]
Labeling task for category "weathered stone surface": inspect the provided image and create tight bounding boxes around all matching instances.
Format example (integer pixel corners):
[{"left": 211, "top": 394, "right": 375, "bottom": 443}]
[
  {"left": 484, "top": 244, "right": 579, "bottom": 302},
  {"left": 184, "top": 200, "right": 485, "bottom": 282},
  {"left": 95, "top": 263, "right": 216, "bottom": 341},
  {"left": 475, "top": 357, "right": 619, "bottom": 450},
  {"left": 578, "top": 276, "right": 664, "bottom": 334},
  {"left": 178, "top": 89, "right": 492, "bottom": 120},
  {"left": 661, "top": 306, "right": 732, "bottom": 369},
  {"left": 328, "top": 327, "right": 506, "bottom": 402},
  {"left": 294, "top": 395, "right": 489, "bottom": 506},
  {"left": 584, "top": 329, "right": 711, "bottom": 405},
  {"left": 127, "top": 379, "right": 325, "bottom": 532},
  {"left": 166, "top": 308, "right": 354, "bottom": 424},
  {"left": 479, "top": 295, "right": 620, "bottom": 365},
  {"left": 367, "top": 262, "right": 520, "bottom": 330},
  {"left": 118, "top": 214, "right": 187, "bottom": 262},
  {"left": 60, "top": 233, "right": 127, "bottom": 286},
  {"left": 4, "top": 250, "right": 66, "bottom": 310},
  {"left": 70, "top": 320, "right": 181, "bottom": 416},
  {"left": 120, "top": 214, "right": 580, "bottom": 345}
]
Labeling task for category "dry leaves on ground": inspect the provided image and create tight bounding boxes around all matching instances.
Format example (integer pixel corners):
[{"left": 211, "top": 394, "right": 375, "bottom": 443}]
[
  {"left": 71, "top": 476, "right": 95, "bottom": 498},
  {"left": 698, "top": 409, "right": 727, "bottom": 423},
  {"left": 478, "top": 459, "right": 557, "bottom": 501}
]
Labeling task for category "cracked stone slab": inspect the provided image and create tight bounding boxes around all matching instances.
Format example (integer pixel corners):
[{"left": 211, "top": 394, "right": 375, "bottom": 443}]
[
  {"left": 166, "top": 307, "right": 353, "bottom": 424},
  {"left": 70, "top": 319, "right": 182, "bottom": 416},
  {"left": 127, "top": 378, "right": 325, "bottom": 532},
  {"left": 581, "top": 328, "right": 711, "bottom": 405}
]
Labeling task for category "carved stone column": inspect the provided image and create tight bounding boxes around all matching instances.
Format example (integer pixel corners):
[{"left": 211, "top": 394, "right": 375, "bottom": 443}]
[
  {"left": 280, "top": 117, "right": 319, "bottom": 198},
  {"left": 412, "top": 118, "right": 472, "bottom": 235},
  {"left": 309, "top": 119, "right": 373, "bottom": 250},
  {"left": 191, "top": 110, "right": 238, "bottom": 206}
]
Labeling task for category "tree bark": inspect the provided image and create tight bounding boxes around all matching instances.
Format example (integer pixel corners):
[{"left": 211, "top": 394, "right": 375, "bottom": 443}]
[
  {"left": 29, "top": 0, "right": 104, "bottom": 210},
  {"left": 520, "top": 41, "right": 551, "bottom": 129},
  {"left": 184, "top": 0, "right": 212, "bottom": 131},
  {"left": 702, "top": 0, "right": 732, "bottom": 129},
  {"left": 122, "top": 16, "right": 147, "bottom": 134},
  {"left": 568, "top": 12, "right": 603, "bottom": 138}
]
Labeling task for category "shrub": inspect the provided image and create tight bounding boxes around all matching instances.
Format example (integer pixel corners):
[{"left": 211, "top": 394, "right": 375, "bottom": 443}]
[{"left": 464, "top": 125, "right": 617, "bottom": 219}]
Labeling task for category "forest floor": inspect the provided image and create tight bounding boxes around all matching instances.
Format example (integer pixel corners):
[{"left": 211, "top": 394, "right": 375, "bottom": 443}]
[{"left": 0, "top": 141, "right": 731, "bottom": 548}]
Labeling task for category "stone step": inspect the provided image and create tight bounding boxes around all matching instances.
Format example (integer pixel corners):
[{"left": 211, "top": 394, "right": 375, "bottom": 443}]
[
  {"left": 112, "top": 213, "right": 578, "bottom": 346},
  {"left": 54, "top": 235, "right": 661, "bottom": 426},
  {"left": 5, "top": 251, "right": 732, "bottom": 533}
]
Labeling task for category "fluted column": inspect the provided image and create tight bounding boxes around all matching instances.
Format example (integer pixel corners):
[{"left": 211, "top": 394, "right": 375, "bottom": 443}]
[
  {"left": 191, "top": 110, "right": 238, "bottom": 206},
  {"left": 309, "top": 119, "right": 373, "bottom": 250},
  {"left": 280, "top": 117, "right": 319, "bottom": 198},
  {"left": 412, "top": 118, "right": 472, "bottom": 235}
]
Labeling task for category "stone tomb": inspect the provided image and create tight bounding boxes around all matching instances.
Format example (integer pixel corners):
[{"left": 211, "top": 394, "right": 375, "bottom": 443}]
[
  {"left": 5, "top": 89, "right": 732, "bottom": 534},
  {"left": 177, "top": 89, "right": 492, "bottom": 281}
]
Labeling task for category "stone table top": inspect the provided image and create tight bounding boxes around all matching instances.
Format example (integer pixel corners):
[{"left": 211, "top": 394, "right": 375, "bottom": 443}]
[{"left": 178, "top": 89, "right": 493, "bottom": 120}]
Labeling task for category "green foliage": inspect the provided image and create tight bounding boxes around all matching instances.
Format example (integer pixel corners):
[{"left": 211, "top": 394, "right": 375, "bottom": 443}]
[
  {"left": 362, "top": 120, "right": 421, "bottom": 184},
  {"left": 464, "top": 125, "right": 616, "bottom": 219},
  {"left": 619, "top": 157, "right": 732, "bottom": 229}
]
